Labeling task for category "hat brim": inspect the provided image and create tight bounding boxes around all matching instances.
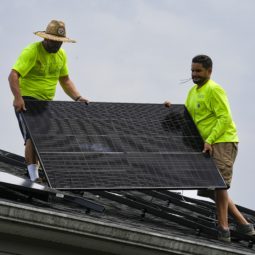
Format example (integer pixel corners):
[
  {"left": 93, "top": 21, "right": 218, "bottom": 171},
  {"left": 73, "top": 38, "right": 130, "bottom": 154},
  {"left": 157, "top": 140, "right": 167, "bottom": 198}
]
[{"left": 34, "top": 31, "right": 76, "bottom": 43}]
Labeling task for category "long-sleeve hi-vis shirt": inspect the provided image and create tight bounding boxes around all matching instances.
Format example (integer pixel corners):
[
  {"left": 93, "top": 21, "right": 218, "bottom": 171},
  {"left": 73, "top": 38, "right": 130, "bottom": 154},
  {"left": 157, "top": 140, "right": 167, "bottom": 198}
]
[{"left": 185, "top": 79, "right": 238, "bottom": 144}]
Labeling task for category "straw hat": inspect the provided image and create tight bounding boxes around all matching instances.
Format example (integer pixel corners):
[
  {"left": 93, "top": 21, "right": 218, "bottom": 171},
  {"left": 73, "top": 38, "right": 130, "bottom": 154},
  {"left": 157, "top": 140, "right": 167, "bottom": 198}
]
[{"left": 34, "top": 20, "right": 76, "bottom": 43}]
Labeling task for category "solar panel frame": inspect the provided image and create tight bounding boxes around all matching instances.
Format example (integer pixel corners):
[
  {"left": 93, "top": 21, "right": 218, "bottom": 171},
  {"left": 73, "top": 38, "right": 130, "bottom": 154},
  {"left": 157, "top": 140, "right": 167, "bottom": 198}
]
[{"left": 21, "top": 100, "right": 226, "bottom": 190}]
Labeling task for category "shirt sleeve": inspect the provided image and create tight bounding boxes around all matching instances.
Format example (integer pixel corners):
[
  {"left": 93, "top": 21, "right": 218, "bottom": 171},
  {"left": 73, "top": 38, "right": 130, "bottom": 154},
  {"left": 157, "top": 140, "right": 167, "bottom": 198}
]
[
  {"left": 185, "top": 90, "right": 191, "bottom": 108},
  {"left": 12, "top": 44, "right": 37, "bottom": 77},
  {"left": 205, "top": 86, "right": 232, "bottom": 144}
]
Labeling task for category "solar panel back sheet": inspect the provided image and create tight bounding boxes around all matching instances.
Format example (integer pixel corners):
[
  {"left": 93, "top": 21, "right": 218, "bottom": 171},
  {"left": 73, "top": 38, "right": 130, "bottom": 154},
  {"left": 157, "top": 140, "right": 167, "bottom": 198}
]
[{"left": 21, "top": 100, "right": 226, "bottom": 190}]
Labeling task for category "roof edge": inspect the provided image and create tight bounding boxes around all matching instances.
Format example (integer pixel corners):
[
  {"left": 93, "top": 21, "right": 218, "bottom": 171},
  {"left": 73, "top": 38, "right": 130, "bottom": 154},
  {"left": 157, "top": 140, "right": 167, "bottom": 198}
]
[{"left": 0, "top": 200, "right": 253, "bottom": 255}]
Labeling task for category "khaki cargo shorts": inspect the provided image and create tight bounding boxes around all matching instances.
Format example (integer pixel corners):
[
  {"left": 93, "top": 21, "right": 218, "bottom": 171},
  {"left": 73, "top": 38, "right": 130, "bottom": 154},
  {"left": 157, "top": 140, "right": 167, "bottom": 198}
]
[
  {"left": 197, "top": 142, "right": 238, "bottom": 199},
  {"left": 212, "top": 142, "right": 238, "bottom": 187}
]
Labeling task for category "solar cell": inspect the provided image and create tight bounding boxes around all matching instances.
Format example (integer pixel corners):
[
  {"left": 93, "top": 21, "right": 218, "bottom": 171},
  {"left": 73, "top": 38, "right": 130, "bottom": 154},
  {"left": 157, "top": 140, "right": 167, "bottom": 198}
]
[{"left": 21, "top": 100, "right": 226, "bottom": 190}]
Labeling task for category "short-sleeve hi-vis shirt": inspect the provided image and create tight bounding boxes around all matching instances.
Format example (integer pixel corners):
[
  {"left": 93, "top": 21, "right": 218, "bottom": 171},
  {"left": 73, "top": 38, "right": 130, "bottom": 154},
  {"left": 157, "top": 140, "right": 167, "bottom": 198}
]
[
  {"left": 185, "top": 79, "right": 238, "bottom": 144},
  {"left": 12, "top": 42, "right": 69, "bottom": 100}
]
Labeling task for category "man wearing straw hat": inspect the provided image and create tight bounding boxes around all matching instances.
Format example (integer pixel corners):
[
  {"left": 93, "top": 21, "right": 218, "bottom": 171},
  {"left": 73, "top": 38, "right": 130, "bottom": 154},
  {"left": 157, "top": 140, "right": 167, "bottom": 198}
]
[{"left": 8, "top": 20, "right": 89, "bottom": 182}]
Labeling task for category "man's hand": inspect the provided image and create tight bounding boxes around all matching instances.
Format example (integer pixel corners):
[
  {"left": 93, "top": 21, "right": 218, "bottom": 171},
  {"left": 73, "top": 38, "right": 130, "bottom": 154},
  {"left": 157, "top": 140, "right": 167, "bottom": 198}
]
[
  {"left": 13, "top": 97, "right": 26, "bottom": 112},
  {"left": 164, "top": 101, "right": 171, "bottom": 108},
  {"left": 76, "top": 96, "right": 89, "bottom": 104},
  {"left": 203, "top": 143, "right": 212, "bottom": 156}
]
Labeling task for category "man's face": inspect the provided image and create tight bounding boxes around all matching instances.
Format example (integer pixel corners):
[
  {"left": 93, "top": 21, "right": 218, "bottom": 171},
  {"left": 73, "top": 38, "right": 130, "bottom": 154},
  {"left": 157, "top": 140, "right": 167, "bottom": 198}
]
[
  {"left": 43, "top": 39, "right": 63, "bottom": 53},
  {"left": 191, "top": 62, "right": 212, "bottom": 86}
]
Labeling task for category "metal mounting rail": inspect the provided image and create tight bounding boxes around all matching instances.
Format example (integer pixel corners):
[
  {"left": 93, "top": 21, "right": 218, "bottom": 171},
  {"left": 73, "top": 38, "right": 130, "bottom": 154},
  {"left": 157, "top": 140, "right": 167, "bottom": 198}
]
[
  {"left": 158, "top": 190, "right": 254, "bottom": 225},
  {"left": 0, "top": 171, "right": 105, "bottom": 213},
  {"left": 142, "top": 190, "right": 255, "bottom": 247},
  {"left": 92, "top": 190, "right": 255, "bottom": 247},
  {"left": 159, "top": 190, "right": 216, "bottom": 209},
  {"left": 124, "top": 191, "right": 216, "bottom": 228},
  {"left": 142, "top": 190, "right": 215, "bottom": 217},
  {"left": 0, "top": 149, "right": 26, "bottom": 168},
  {"left": 93, "top": 190, "right": 218, "bottom": 238}
]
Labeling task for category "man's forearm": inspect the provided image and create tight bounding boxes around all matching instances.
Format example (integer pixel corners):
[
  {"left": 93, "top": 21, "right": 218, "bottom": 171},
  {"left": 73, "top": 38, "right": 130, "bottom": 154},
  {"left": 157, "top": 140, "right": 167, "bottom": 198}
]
[
  {"left": 59, "top": 76, "right": 80, "bottom": 100},
  {"left": 59, "top": 76, "right": 88, "bottom": 103},
  {"left": 8, "top": 70, "right": 22, "bottom": 99}
]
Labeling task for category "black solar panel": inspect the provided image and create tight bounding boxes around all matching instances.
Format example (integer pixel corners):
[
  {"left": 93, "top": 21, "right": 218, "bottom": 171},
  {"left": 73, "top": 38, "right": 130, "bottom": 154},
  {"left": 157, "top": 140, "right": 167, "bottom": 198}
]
[{"left": 21, "top": 100, "right": 226, "bottom": 190}]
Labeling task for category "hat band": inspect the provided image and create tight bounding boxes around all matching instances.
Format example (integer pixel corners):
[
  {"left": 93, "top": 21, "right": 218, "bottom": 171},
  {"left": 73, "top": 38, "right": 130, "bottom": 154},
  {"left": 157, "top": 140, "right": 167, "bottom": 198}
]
[{"left": 46, "top": 27, "right": 66, "bottom": 37}]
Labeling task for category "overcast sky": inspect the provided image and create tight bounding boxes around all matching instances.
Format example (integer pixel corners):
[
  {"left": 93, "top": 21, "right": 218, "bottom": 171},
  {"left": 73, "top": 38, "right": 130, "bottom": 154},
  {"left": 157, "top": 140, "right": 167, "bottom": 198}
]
[{"left": 1, "top": 0, "right": 255, "bottom": 209}]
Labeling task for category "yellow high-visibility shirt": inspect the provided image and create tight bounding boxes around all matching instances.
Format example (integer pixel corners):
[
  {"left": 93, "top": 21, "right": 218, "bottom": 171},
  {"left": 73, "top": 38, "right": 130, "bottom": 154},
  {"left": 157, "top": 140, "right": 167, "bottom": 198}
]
[
  {"left": 185, "top": 79, "right": 238, "bottom": 144},
  {"left": 13, "top": 42, "right": 68, "bottom": 100}
]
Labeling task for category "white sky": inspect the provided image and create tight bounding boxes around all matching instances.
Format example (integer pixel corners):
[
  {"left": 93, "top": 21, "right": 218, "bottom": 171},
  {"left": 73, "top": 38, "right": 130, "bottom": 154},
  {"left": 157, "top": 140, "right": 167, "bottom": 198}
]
[{"left": 1, "top": 0, "right": 255, "bottom": 209}]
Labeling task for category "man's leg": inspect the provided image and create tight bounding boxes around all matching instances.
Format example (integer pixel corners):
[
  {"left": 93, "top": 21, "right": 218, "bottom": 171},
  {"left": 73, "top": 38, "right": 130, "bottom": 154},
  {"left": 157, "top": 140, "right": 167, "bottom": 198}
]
[
  {"left": 25, "top": 138, "right": 39, "bottom": 181},
  {"left": 199, "top": 189, "right": 255, "bottom": 238},
  {"left": 14, "top": 97, "right": 41, "bottom": 182},
  {"left": 228, "top": 197, "right": 255, "bottom": 235},
  {"left": 228, "top": 197, "right": 248, "bottom": 225},
  {"left": 215, "top": 189, "right": 232, "bottom": 242},
  {"left": 215, "top": 189, "right": 229, "bottom": 229},
  {"left": 212, "top": 143, "right": 255, "bottom": 236},
  {"left": 199, "top": 190, "right": 248, "bottom": 225},
  {"left": 215, "top": 189, "right": 255, "bottom": 241}
]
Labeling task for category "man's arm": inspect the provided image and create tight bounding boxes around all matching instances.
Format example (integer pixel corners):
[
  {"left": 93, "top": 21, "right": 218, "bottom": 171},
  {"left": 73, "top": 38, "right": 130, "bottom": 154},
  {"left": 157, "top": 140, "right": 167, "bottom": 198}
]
[
  {"left": 59, "top": 75, "right": 89, "bottom": 103},
  {"left": 8, "top": 69, "right": 26, "bottom": 112},
  {"left": 205, "top": 86, "right": 232, "bottom": 145}
]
